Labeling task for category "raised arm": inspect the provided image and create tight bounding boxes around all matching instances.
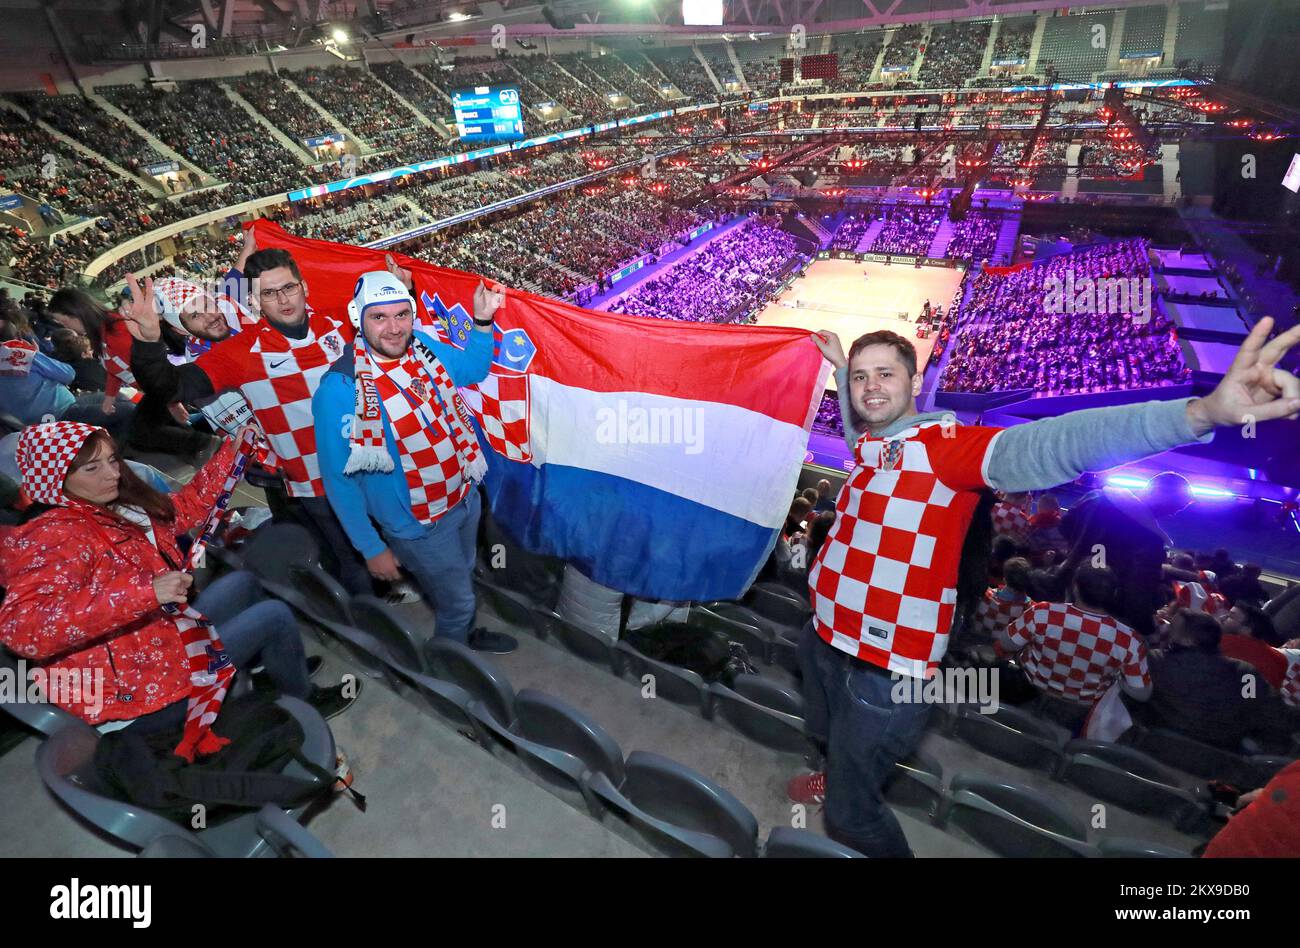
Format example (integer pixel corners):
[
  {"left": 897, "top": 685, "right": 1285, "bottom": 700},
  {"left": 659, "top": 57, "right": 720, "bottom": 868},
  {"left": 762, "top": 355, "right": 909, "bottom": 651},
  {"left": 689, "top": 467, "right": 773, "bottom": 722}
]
[
  {"left": 987, "top": 318, "right": 1300, "bottom": 492},
  {"left": 811, "top": 330, "right": 865, "bottom": 449}
]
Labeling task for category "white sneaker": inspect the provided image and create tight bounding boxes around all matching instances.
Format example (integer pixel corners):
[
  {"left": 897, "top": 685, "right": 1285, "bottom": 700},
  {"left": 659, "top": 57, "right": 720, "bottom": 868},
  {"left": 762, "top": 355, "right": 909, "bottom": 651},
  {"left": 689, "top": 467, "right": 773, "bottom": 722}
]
[{"left": 385, "top": 580, "right": 422, "bottom": 605}]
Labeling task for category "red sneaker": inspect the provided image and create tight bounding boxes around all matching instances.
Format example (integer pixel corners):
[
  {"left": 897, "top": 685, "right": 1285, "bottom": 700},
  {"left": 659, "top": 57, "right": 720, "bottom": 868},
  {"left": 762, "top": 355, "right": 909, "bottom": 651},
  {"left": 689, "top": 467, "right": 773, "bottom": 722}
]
[{"left": 787, "top": 771, "right": 826, "bottom": 805}]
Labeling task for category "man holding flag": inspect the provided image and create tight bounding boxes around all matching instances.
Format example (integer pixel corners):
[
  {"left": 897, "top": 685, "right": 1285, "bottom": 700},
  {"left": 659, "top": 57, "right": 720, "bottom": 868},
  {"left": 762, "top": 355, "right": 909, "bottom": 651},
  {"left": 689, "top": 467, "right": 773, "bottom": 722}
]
[{"left": 312, "top": 270, "right": 518, "bottom": 654}]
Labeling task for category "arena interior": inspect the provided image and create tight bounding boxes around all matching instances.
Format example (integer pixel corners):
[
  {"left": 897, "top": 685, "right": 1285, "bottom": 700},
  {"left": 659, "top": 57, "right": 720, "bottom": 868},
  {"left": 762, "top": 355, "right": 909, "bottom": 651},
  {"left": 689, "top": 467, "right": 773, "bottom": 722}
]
[{"left": 1, "top": 0, "right": 1299, "bottom": 879}]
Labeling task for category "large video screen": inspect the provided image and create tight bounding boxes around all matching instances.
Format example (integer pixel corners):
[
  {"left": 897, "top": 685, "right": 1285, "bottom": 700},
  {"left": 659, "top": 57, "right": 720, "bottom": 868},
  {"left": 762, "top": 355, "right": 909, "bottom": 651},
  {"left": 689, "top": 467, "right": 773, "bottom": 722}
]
[{"left": 451, "top": 85, "right": 525, "bottom": 143}]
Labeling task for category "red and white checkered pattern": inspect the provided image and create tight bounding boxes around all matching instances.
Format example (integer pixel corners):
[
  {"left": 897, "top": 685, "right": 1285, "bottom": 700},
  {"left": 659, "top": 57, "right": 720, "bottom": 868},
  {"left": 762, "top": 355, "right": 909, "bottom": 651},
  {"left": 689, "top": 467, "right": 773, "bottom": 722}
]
[
  {"left": 974, "top": 587, "right": 1029, "bottom": 638},
  {"left": 16, "top": 421, "right": 99, "bottom": 506},
  {"left": 991, "top": 501, "right": 1030, "bottom": 541},
  {"left": 0, "top": 339, "right": 37, "bottom": 377},
  {"left": 807, "top": 422, "right": 1003, "bottom": 679},
  {"left": 1282, "top": 650, "right": 1300, "bottom": 709},
  {"left": 198, "top": 309, "right": 349, "bottom": 498},
  {"left": 1004, "top": 602, "right": 1150, "bottom": 704},
  {"left": 462, "top": 371, "right": 531, "bottom": 462},
  {"left": 374, "top": 357, "right": 470, "bottom": 524}
]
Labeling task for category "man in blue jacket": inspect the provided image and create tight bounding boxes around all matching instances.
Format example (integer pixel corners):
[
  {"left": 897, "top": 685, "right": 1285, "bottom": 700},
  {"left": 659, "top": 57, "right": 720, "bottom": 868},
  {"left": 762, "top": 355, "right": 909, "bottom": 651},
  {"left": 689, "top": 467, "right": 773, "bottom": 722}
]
[{"left": 313, "top": 270, "right": 516, "bottom": 654}]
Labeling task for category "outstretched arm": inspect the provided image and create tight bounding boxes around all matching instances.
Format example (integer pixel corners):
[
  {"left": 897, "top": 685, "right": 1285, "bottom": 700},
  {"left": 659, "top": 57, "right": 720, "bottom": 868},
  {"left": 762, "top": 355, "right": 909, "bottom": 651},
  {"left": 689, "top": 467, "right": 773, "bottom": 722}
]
[
  {"left": 987, "top": 318, "right": 1300, "bottom": 492},
  {"left": 811, "top": 330, "right": 864, "bottom": 449}
]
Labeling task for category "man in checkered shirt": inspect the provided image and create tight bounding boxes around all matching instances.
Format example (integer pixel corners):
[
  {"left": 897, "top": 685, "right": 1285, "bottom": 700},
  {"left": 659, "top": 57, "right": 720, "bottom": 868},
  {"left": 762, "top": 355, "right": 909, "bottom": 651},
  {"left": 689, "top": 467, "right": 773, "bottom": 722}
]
[
  {"left": 996, "top": 565, "right": 1152, "bottom": 730},
  {"left": 312, "top": 272, "right": 517, "bottom": 655},
  {"left": 789, "top": 318, "right": 1300, "bottom": 857},
  {"left": 124, "top": 246, "right": 415, "bottom": 596}
]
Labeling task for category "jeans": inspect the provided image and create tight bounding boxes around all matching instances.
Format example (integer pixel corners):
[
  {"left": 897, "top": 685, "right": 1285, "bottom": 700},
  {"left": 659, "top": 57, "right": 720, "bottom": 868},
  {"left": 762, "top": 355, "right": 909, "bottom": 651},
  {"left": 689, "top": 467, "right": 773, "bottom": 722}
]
[
  {"left": 386, "top": 488, "right": 482, "bottom": 644},
  {"left": 798, "top": 621, "right": 933, "bottom": 858},
  {"left": 128, "top": 570, "right": 310, "bottom": 734}
]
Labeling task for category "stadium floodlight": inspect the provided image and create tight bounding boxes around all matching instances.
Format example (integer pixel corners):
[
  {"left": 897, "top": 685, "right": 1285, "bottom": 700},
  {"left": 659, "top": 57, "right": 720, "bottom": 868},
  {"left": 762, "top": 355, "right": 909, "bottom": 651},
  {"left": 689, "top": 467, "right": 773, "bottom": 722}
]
[
  {"left": 682, "top": 0, "right": 723, "bottom": 26},
  {"left": 448, "top": 12, "right": 473, "bottom": 21},
  {"left": 332, "top": 28, "right": 349, "bottom": 43}
]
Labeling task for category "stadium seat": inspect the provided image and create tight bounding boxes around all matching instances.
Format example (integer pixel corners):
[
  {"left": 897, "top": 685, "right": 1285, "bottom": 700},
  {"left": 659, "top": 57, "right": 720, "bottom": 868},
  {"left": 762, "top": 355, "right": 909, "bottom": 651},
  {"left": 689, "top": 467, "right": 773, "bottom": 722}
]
[
  {"left": 614, "top": 640, "right": 709, "bottom": 711},
  {"left": 706, "top": 675, "right": 816, "bottom": 756},
  {"left": 689, "top": 606, "right": 773, "bottom": 664},
  {"left": 1060, "top": 739, "right": 1211, "bottom": 833},
  {"left": 953, "top": 703, "right": 1067, "bottom": 772},
  {"left": 474, "top": 576, "right": 549, "bottom": 639},
  {"left": 348, "top": 595, "right": 431, "bottom": 675},
  {"left": 883, "top": 751, "right": 946, "bottom": 821},
  {"left": 140, "top": 805, "right": 335, "bottom": 858},
  {"left": 1097, "top": 837, "right": 1193, "bottom": 859},
  {"left": 586, "top": 750, "right": 759, "bottom": 858},
  {"left": 0, "top": 648, "right": 97, "bottom": 739},
  {"left": 0, "top": 413, "right": 24, "bottom": 437},
  {"left": 771, "top": 634, "right": 801, "bottom": 677},
  {"left": 288, "top": 562, "right": 355, "bottom": 633},
  {"left": 744, "top": 583, "right": 812, "bottom": 628},
  {"left": 424, "top": 638, "right": 518, "bottom": 730},
  {"left": 474, "top": 688, "right": 627, "bottom": 816},
  {"left": 36, "top": 696, "right": 335, "bottom": 857},
  {"left": 763, "top": 826, "right": 866, "bottom": 858},
  {"left": 233, "top": 523, "right": 320, "bottom": 595},
  {"left": 940, "top": 774, "right": 1098, "bottom": 858},
  {"left": 543, "top": 613, "right": 621, "bottom": 672},
  {"left": 1243, "top": 754, "right": 1298, "bottom": 788},
  {"left": 1128, "top": 728, "right": 1255, "bottom": 785}
]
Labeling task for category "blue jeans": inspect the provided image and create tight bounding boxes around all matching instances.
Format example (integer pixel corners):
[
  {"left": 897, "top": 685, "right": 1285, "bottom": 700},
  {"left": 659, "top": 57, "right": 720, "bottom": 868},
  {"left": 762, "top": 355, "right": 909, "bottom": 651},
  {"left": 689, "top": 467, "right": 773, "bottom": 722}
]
[
  {"left": 128, "top": 571, "right": 310, "bottom": 734},
  {"left": 798, "top": 621, "right": 933, "bottom": 858},
  {"left": 385, "top": 488, "right": 482, "bottom": 644}
]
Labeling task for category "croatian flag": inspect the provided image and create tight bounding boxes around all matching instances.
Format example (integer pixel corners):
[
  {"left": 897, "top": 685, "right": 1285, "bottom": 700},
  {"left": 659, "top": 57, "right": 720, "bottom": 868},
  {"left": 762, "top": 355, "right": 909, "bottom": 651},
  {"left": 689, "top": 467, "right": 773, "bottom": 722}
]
[{"left": 250, "top": 220, "right": 829, "bottom": 600}]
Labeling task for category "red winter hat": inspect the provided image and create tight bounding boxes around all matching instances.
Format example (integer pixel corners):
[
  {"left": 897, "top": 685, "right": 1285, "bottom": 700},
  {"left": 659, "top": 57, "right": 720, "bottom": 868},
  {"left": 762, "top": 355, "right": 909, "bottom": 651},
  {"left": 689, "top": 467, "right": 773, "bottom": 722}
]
[{"left": 16, "top": 421, "right": 100, "bottom": 507}]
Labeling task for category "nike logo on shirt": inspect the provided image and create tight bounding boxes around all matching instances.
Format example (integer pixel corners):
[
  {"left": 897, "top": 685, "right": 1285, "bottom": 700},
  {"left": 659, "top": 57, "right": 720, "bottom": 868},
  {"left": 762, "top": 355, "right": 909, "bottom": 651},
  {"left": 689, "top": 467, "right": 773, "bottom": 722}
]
[{"left": 269, "top": 358, "right": 290, "bottom": 369}]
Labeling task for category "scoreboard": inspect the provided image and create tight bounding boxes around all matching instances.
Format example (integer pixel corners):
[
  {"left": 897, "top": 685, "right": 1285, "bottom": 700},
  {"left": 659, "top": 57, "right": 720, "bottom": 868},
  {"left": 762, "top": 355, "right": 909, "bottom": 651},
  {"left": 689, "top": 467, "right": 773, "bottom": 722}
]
[{"left": 451, "top": 86, "right": 525, "bottom": 143}]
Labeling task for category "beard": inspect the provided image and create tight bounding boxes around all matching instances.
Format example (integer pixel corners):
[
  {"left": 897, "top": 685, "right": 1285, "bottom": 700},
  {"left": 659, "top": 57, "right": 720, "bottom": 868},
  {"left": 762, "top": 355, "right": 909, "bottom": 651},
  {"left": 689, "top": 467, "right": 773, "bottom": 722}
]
[{"left": 367, "top": 328, "right": 413, "bottom": 360}]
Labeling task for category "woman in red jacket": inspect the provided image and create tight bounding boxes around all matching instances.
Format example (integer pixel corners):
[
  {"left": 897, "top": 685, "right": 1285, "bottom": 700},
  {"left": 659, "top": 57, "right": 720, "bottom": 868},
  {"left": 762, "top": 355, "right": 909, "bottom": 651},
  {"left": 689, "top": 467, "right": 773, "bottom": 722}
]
[{"left": 0, "top": 420, "right": 355, "bottom": 730}]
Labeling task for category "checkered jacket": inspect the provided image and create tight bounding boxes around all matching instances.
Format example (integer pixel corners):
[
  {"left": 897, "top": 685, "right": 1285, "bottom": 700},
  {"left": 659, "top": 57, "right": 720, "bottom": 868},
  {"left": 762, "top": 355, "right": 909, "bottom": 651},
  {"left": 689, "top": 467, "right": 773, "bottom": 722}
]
[
  {"left": 991, "top": 501, "right": 1030, "bottom": 542},
  {"left": 195, "top": 309, "right": 352, "bottom": 498},
  {"left": 808, "top": 420, "right": 1004, "bottom": 679},
  {"left": 974, "top": 587, "right": 1029, "bottom": 639},
  {"left": 1003, "top": 602, "right": 1151, "bottom": 704},
  {"left": 1283, "top": 650, "right": 1300, "bottom": 709}
]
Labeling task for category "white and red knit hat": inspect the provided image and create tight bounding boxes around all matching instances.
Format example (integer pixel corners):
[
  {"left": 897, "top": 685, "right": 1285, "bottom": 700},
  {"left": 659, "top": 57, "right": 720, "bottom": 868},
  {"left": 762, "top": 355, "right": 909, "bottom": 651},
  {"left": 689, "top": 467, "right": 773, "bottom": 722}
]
[
  {"left": 153, "top": 277, "right": 209, "bottom": 333},
  {"left": 16, "top": 421, "right": 100, "bottom": 507},
  {"left": 1174, "top": 580, "right": 1229, "bottom": 618}
]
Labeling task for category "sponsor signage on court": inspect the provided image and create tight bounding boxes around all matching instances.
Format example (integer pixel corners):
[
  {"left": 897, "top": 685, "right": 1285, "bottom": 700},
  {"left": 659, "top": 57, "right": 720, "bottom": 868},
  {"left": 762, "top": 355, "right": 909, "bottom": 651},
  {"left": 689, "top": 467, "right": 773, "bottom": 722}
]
[
  {"left": 687, "top": 222, "right": 714, "bottom": 241},
  {"left": 304, "top": 133, "right": 345, "bottom": 148},
  {"left": 146, "top": 160, "right": 180, "bottom": 175},
  {"left": 610, "top": 255, "right": 651, "bottom": 285},
  {"left": 0, "top": 194, "right": 23, "bottom": 210}
]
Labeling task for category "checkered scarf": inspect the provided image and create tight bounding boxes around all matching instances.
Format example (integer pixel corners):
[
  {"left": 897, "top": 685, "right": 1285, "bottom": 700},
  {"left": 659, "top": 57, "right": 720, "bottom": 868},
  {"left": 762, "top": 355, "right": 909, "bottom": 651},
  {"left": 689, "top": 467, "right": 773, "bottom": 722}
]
[
  {"left": 16, "top": 422, "right": 258, "bottom": 761},
  {"left": 345, "top": 333, "right": 486, "bottom": 483}
]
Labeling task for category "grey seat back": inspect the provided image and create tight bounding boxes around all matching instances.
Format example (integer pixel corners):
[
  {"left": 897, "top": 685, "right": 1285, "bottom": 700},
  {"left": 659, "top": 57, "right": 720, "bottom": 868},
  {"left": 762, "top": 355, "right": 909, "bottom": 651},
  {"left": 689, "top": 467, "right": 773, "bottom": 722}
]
[
  {"left": 944, "top": 774, "right": 1096, "bottom": 858},
  {"left": 621, "top": 750, "right": 760, "bottom": 858},
  {"left": 764, "top": 827, "right": 866, "bottom": 858},
  {"left": 349, "top": 595, "right": 429, "bottom": 673},
  {"left": 425, "top": 639, "right": 517, "bottom": 727}
]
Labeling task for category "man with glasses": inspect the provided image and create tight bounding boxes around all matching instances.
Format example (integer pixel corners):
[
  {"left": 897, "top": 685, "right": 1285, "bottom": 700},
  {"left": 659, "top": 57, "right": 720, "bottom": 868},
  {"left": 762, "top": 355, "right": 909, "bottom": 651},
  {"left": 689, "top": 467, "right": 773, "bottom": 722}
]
[{"left": 125, "top": 246, "right": 411, "bottom": 596}]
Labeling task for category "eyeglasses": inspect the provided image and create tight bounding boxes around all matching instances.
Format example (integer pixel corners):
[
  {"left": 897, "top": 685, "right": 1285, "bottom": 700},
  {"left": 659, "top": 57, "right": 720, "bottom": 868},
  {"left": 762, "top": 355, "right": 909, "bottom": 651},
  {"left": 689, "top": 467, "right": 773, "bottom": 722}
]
[{"left": 258, "top": 281, "right": 303, "bottom": 302}]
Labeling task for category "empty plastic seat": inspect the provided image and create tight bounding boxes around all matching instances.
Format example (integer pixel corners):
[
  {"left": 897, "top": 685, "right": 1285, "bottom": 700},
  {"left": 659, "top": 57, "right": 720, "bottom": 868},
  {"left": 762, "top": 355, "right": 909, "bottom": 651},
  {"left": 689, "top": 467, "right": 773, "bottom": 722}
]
[
  {"left": 349, "top": 595, "right": 430, "bottom": 674},
  {"left": 37, "top": 696, "right": 335, "bottom": 857},
  {"left": 475, "top": 577, "right": 548, "bottom": 638},
  {"left": 883, "top": 751, "right": 946, "bottom": 821},
  {"left": 0, "top": 649, "right": 97, "bottom": 739},
  {"left": 546, "top": 613, "right": 620, "bottom": 671},
  {"left": 1061, "top": 739, "right": 1210, "bottom": 832},
  {"left": 763, "top": 826, "right": 866, "bottom": 858},
  {"left": 707, "top": 674, "right": 815, "bottom": 756},
  {"left": 1243, "top": 754, "right": 1297, "bottom": 788},
  {"left": 953, "top": 703, "right": 1066, "bottom": 772},
  {"left": 942, "top": 774, "right": 1098, "bottom": 858},
  {"left": 1129, "top": 728, "right": 1254, "bottom": 785},
  {"left": 140, "top": 805, "right": 335, "bottom": 858},
  {"left": 743, "top": 583, "right": 812, "bottom": 629},
  {"left": 288, "top": 562, "right": 354, "bottom": 632},
  {"left": 586, "top": 750, "right": 759, "bottom": 858},
  {"left": 771, "top": 634, "right": 801, "bottom": 678},
  {"left": 424, "top": 638, "right": 518, "bottom": 729},
  {"left": 1097, "top": 836, "right": 1193, "bottom": 859},
  {"left": 233, "top": 523, "right": 320, "bottom": 602},
  {"left": 614, "top": 640, "right": 709, "bottom": 711},
  {"left": 689, "top": 607, "right": 772, "bottom": 664}
]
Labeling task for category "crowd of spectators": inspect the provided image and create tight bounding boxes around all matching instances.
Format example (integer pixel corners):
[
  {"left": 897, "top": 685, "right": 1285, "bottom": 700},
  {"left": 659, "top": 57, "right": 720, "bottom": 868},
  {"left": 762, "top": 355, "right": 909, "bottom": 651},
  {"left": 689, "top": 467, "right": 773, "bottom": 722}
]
[
  {"left": 613, "top": 218, "right": 799, "bottom": 323},
  {"left": 870, "top": 204, "right": 945, "bottom": 255},
  {"left": 832, "top": 213, "right": 876, "bottom": 250},
  {"left": 939, "top": 238, "right": 1191, "bottom": 395},
  {"left": 290, "top": 66, "right": 424, "bottom": 152},
  {"left": 229, "top": 71, "right": 333, "bottom": 144},
  {"left": 12, "top": 93, "right": 163, "bottom": 173},
  {"left": 917, "top": 22, "right": 991, "bottom": 88},
  {"left": 943, "top": 211, "right": 1003, "bottom": 262}
]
